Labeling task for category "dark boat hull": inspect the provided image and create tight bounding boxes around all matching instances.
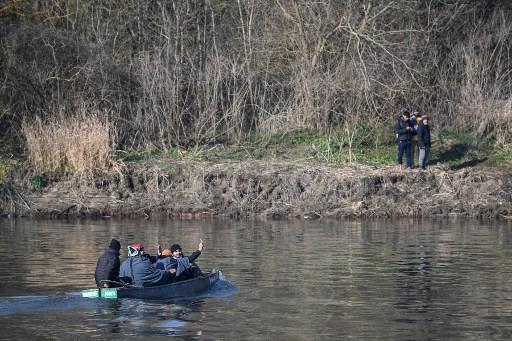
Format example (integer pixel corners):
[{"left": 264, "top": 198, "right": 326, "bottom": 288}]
[{"left": 117, "top": 271, "right": 220, "bottom": 299}]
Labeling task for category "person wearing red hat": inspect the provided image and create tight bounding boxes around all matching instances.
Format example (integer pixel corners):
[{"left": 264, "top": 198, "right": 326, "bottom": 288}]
[{"left": 119, "top": 242, "right": 176, "bottom": 287}]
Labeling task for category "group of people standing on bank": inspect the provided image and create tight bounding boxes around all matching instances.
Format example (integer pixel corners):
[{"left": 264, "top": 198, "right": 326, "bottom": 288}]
[
  {"left": 394, "top": 111, "right": 431, "bottom": 170},
  {"left": 94, "top": 238, "right": 204, "bottom": 288}
]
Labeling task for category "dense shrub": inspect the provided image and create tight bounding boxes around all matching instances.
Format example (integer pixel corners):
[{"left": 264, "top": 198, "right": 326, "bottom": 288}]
[{"left": 0, "top": 0, "right": 511, "bottom": 164}]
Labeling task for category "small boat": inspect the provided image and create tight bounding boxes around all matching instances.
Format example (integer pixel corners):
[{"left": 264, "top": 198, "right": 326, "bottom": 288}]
[{"left": 82, "top": 270, "right": 221, "bottom": 300}]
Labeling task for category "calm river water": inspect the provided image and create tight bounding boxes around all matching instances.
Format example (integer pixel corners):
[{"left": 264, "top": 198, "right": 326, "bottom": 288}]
[{"left": 0, "top": 218, "right": 512, "bottom": 340}]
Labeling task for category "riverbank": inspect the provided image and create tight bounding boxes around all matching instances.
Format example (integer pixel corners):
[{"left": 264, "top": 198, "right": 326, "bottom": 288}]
[{"left": 1, "top": 159, "right": 511, "bottom": 220}]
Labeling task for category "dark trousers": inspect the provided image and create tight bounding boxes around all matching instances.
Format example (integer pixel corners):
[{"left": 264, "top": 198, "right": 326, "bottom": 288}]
[{"left": 397, "top": 140, "right": 412, "bottom": 168}]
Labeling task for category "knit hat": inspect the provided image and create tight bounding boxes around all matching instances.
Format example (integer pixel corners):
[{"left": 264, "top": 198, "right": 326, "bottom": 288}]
[
  {"left": 161, "top": 249, "right": 171, "bottom": 257},
  {"left": 170, "top": 244, "right": 182, "bottom": 253},
  {"left": 128, "top": 243, "right": 144, "bottom": 257},
  {"left": 109, "top": 239, "right": 121, "bottom": 251}
]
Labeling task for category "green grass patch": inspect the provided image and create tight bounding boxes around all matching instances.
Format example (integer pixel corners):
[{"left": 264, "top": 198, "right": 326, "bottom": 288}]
[
  {"left": 117, "top": 146, "right": 204, "bottom": 162},
  {"left": 201, "top": 127, "right": 398, "bottom": 165},
  {"left": 268, "top": 129, "right": 320, "bottom": 145},
  {"left": 0, "top": 158, "right": 16, "bottom": 184},
  {"left": 28, "top": 174, "right": 44, "bottom": 191},
  {"left": 111, "top": 126, "right": 508, "bottom": 170},
  {"left": 354, "top": 146, "right": 397, "bottom": 165},
  {"left": 490, "top": 148, "right": 512, "bottom": 162},
  {"left": 486, "top": 146, "right": 512, "bottom": 169},
  {"left": 428, "top": 127, "right": 512, "bottom": 170},
  {"left": 116, "top": 147, "right": 161, "bottom": 161},
  {"left": 436, "top": 127, "right": 474, "bottom": 146},
  {"left": 166, "top": 147, "right": 204, "bottom": 161}
]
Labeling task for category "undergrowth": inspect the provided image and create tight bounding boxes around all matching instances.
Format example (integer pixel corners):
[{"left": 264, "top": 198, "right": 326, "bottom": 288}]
[
  {"left": 17, "top": 118, "right": 512, "bottom": 173},
  {"left": 0, "top": 158, "right": 16, "bottom": 184},
  {"left": 117, "top": 146, "right": 204, "bottom": 162}
]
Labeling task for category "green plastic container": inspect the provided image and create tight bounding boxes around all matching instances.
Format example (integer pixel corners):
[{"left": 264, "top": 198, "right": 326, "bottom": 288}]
[{"left": 100, "top": 288, "right": 118, "bottom": 299}]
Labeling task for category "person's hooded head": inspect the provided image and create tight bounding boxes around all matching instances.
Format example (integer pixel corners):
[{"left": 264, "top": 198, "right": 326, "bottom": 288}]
[{"left": 109, "top": 239, "right": 121, "bottom": 253}]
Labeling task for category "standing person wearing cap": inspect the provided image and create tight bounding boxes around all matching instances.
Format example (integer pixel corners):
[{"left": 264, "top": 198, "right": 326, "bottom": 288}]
[
  {"left": 394, "top": 111, "right": 414, "bottom": 169},
  {"left": 417, "top": 115, "right": 431, "bottom": 170},
  {"left": 94, "top": 239, "right": 122, "bottom": 288},
  {"left": 119, "top": 243, "right": 176, "bottom": 287}
]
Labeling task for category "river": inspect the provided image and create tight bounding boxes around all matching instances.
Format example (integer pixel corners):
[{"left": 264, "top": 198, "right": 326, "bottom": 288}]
[{"left": 0, "top": 218, "right": 511, "bottom": 340}]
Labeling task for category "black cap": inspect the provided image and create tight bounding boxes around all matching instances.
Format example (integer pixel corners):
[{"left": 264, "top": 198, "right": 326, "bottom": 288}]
[
  {"left": 109, "top": 239, "right": 121, "bottom": 251},
  {"left": 170, "top": 244, "right": 182, "bottom": 253}
]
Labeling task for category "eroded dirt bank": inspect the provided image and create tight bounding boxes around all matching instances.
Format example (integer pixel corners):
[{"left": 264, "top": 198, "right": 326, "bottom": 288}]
[{"left": 1, "top": 161, "right": 511, "bottom": 219}]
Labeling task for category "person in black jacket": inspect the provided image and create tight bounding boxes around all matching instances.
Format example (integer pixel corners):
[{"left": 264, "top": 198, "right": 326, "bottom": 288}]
[
  {"left": 417, "top": 115, "right": 431, "bottom": 170},
  {"left": 394, "top": 111, "right": 414, "bottom": 169},
  {"left": 95, "top": 239, "right": 122, "bottom": 288}
]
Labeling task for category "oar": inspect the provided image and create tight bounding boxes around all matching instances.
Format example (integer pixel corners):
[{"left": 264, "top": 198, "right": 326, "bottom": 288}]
[{"left": 99, "top": 279, "right": 133, "bottom": 288}]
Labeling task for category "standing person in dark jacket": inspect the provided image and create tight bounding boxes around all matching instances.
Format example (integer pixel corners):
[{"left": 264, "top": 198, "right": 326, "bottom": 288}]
[
  {"left": 119, "top": 243, "right": 176, "bottom": 287},
  {"left": 95, "top": 239, "right": 122, "bottom": 288},
  {"left": 417, "top": 115, "right": 432, "bottom": 170},
  {"left": 394, "top": 111, "right": 413, "bottom": 169}
]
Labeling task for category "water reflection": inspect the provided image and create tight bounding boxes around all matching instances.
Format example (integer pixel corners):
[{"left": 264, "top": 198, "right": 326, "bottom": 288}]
[
  {"left": 1, "top": 218, "right": 512, "bottom": 340},
  {"left": 0, "top": 292, "right": 222, "bottom": 338}
]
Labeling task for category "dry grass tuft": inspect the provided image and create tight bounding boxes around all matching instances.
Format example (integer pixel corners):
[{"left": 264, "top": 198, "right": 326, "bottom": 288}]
[{"left": 22, "top": 114, "right": 116, "bottom": 174}]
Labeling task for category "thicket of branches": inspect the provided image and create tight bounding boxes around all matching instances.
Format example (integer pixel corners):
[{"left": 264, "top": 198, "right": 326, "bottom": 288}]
[{"left": 1, "top": 0, "right": 512, "bottom": 152}]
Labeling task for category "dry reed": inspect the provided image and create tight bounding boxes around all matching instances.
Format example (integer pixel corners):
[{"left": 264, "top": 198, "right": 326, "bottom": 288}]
[{"left": 22, "top": 114, "right": 115, "bottom": 174}]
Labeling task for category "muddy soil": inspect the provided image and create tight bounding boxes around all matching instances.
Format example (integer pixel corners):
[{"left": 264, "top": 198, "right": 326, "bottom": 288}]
[{"left": 1, "top": 161, "right": 511, "bottom": 219}]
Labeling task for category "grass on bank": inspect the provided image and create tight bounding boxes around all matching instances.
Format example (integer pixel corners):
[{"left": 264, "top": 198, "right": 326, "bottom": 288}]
[
  {"left": 433, "top": 128, "right": 512, "bottom": 170},
  {"left": 0, "top": 157, "right": 17, "bottom": 184},
  {"left": 149, "top": 127, "right": 510, "bottom": 170},
  {"left": 199, "top": 128, "right": 396, "bottom": 165},
  {"left": 117, "top": 146, "right": 204, "bottom": 162},
  {"left": 14, "top": 119, "right": 512, "bottom": 179},
  {"left": 113, "top": 127, "right": 407, "bottom": 166}
]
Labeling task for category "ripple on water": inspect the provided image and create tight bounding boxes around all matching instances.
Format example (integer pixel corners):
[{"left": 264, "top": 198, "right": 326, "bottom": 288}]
[{"left": 1, "top": 218, "right": 512, "bottom": 340}]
